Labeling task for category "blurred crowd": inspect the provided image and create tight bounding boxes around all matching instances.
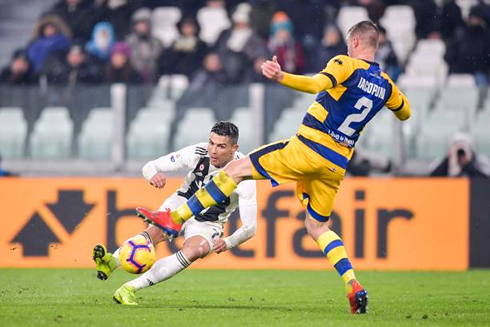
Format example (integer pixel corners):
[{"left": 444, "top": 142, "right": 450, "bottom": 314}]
[{"left": 1, "top": 0, "right": 490, "bottom": 88}]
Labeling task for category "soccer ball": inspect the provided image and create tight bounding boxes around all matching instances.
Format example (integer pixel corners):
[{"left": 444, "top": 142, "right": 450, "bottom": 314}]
[{"left": 119, "top": 235, "right": 156, "bottom": 274}]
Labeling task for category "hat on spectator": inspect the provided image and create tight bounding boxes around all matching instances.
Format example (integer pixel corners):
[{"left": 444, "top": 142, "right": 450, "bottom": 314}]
[
  {"left": 12, "top": 48, "right": 29, "bottom": 60},
  {"left": 132, "top": 8, "right": 152, "bottom": 23},
  {"left": 232, "top": 3, "right": 251, "bottom": 24},
  {"left": 111, "top": 42, "right": 131, "bottom": 57},
  {"left": 270, "top": 12, "right": 293, "bottom": 35}
]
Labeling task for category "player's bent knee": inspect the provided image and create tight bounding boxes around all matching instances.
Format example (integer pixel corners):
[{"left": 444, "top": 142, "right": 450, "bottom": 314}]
[
  {"left": 223, "top": 157, "right": 252, "bottom": 183},
  {"left": 182, "top": 236, "right": 211, "bottom": 262},
  {"left": 304, "top": 216, "right": 330, "bottom": 241}
]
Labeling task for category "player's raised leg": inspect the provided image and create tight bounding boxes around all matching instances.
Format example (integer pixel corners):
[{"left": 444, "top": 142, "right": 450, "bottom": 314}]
[
  {"left": 92, "top": 225, "right": 167, "bottom": 281},
  {"left": 136, "top": 156, "right": 254, "bottom": 233},
  {"left": 113, "top": 235, "right": 211, "bottom": 305}
]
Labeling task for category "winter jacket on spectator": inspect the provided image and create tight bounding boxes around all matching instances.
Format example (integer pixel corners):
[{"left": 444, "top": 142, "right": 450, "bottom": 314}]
[
  {"left": 214, "top": 3, "right": 268, "bottom": 83},
  {"left": 445, "top": 14, "right": 490, "bottom": 82},
  {"left": 309, "top": 25, "right": 346, "bottom": 73},
  {"left": 27, "top": 15, "right": 71, "bottom": 72},
  {"left": 104, "top": 42, "right": 142, "bottom": 84},
  {"left": 41, "top": 44, "right": 103, "bottom": 85},
  {"left": 49, "top": 0, "right": 100, "bottom": 41},
  {"left": 267, "top": 12, "right": 305, "bottom": 75},
  {"left": 85, "top": 22, "right": 116, "bottom": 62},
  {"left": 125, "top": 8, "right": 163, "bottom": 83},
  {"left": 0, "top": 49, "right": 37, "bottom": 85},
  {"left": 160, "top": 16, "right": 208, "bottom": 78},
  {"left": 375, "top": 26, "right": 401, "bottom": 81}
]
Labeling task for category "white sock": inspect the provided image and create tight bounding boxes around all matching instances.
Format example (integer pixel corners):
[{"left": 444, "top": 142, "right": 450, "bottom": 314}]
[
  {"left": 112, "top": 231, "right": 153, "bottom": 268},
  {"left": 125, "top": 251, "right": 191, "bottom": 291}
]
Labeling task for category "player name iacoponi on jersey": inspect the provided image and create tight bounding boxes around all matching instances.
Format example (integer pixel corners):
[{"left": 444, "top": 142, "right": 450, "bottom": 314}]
[{"left": 357, "top": 77, "right": 386, "bottom": 100}]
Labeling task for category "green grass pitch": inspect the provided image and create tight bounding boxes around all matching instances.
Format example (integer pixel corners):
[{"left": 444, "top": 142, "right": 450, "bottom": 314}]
[{"left": 0, "top": 269, "right": 489, "bottom": 326}]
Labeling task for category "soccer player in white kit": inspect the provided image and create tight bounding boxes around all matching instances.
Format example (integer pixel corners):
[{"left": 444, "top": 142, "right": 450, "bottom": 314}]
[{"left": 92, "top": 122, "right": 257, "bottom": 305}]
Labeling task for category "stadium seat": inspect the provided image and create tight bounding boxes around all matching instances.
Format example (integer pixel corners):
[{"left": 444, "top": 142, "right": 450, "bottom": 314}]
[
  {"left": 415, "top": 111, "right": 467, "bottom": 160},
  {"left": 456, "top": 0, "right": 478, "bottom": 19},
  {"left": 472, "top": 108, "right": 490, "bottom": 156},
  {"left": 413, "top": 39, "right": 446, "bottom": 58},
  {"left": 359, "top": 109, "right": 395, "bottom": 157},
  {"left": 78, "top": 108, "right": 114, "bottom": 159},
  {"left": 127, "top": 108, "right": 173, "bottom": 159},
  {"left": 269, "top": 107, "right": 305, "bottom": 142},
  {"left": 169, "top": 74, "right": 189, "bottom": 100},
  {"left": 0, "top": 107, "right": 27, "bottom": 158},
  {"left": 229, "top": 107, "right": 257, "bottom": 154},
  {"left": 379, "top": 6, "right": 416, "bottom": 63},
  {"left": 402, "top": 87, "right": 433, "bottom": 132},
  {"left": 30, "top": 107, "right": 74, "bottom": 159},
  {"left": 447, "top": 74, "right": 476, "bottom": 87},
  {"left": 152, "top": 7, "right": 182, "bottom": 47},
  {"left": 174, "top": 108, "right": 216, "bottom": 150},
  {"left": 398, "top": 75, "right": 438, "bottom": 88},
  {"left": 336, "top": 7, "right": 369, "bottom": 38},
  {"left": 153, "top": 75, "right": 189, "bottom": 102},
  {"left": 405, "top": 55, "right": 448, "bottom": 86},
  {"left": 197, "top": 6, "right": 231, "bottom": 45}
]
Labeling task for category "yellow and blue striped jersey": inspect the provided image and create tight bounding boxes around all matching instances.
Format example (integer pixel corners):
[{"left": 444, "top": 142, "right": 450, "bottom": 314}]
[{"left": 294, "top": 55, "right": 410, "bottom": 170}]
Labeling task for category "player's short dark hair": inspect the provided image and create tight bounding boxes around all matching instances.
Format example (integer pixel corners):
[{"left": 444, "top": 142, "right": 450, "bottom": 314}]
[
  {"left": 347, "top": 20, "right": 380, "bottom": 49},
  {"left": 210, "top": 121, "right": 239, "bottom": 145}
]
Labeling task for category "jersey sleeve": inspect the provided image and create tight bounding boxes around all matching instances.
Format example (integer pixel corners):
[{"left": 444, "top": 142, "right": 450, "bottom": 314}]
[
  {"left": 383, "top": 73, "right": 411, "bottom": 121},
  {"left": 320, "top": 55, "right": 354, "bottom": 87},
  {"left": 236, "top": 180, "right": 257, "bottom": 207},
  {"left": 224, "top": 180, "right": 258, "bottom": 249},
  {"left": 141, "top": 143, "right": 204, "bottom": 180}
]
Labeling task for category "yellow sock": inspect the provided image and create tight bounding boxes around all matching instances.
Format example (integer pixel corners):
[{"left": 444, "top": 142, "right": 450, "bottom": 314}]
[
  {"left": 317, "top": 230, "right": 356, "bottom": 289},
  {"left": 171, "top": 171, "right": 237, "bottom": 223}
]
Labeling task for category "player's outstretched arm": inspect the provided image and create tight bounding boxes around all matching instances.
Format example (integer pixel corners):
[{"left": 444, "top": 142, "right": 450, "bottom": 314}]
[
  {"left": 384, "top": 78, "right": 411, "bottom": 121},
  {"left": 214, "top": 181, "right": 257, "bottom": 254},
  {"left": 261, "top": 56, "right": 334, "bottom": 94},
  {"left": 141, "top": 144, "right": 203, "bottom": 188}
]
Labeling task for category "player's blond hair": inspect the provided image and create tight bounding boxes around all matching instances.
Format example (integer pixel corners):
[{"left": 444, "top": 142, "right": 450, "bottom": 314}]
[{"left": 347, "top": 21, "right": 379, "bottom": 50}]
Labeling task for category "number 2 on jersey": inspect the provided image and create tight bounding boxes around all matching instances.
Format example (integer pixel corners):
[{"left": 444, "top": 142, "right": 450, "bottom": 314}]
[{"left": 338, "top": 96, "right": 373, "bottom": 136}]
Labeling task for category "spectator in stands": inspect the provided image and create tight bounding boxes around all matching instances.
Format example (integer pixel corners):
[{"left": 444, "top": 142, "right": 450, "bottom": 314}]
[
  {"left": 444, "top": 11, "right": 490, "bottom": 85},
  {"left": 41, "top": 43, "right": 103, "bottom": 85},
  {"left": 346, "top": 148, "right": 392, "bottom": 176},
  {"left": 104, "top": 42, "right": 142, "bottom": 84},
  {"left": 85, "top": 22, "right": 116, "bottom": 63},
  {"left": 214, "top": 3, "right": 268, "bottom": 83},
  {"left": 27, "top": 15, "right": 71, "bottom": 72},
  {"left": 439, "top": 0, "right": 465, "bottom": 41},
  {"left": 0, "top": 49, "right": 37, "bottom": 85},
  {"left": 189, "top": 52, "right": 229, "bottom": 90},
  {"left": 97, "top": 0, "right": 142, "bottom": 40},
  {"left": 376, "top": 25, "right": 401, "bottom": 81},
  {"left": 49, "top": 0, "right": 99, "bottom": 42},
  {"left": 274, "top": 0, "right": 331, "bottom": 42},
  {"left": 410, "top": 0, "right": 440, "bottom": 39},
  {"left": 267, "top": 11, "right": 305, "bottom": 75},
  {"left": 357, "top": 0, "right": 385, "bottom": 23},
  {"left": 126, "top": 8, "right": 163, "bottom": 84},
  {"left": 308, "top": 25, "right": 346, "bottom": 73},
  {"left": 469, "top": 0, "right": 490, "bottom": 27},
  {"left": 430, "top": 133, "right": 490, "bottom": 178},
  {"left": 160, "top": 16, "right": 208, "bottom": 78}
]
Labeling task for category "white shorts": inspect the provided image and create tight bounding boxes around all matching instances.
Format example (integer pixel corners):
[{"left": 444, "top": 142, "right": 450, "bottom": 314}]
[{"left": 159, "top": 193, "right": 224, "bottom": 251}]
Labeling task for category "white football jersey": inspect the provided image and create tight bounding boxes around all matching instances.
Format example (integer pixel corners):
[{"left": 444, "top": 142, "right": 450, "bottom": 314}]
[{"left": 142, "top": 143, "right": 257, "bottom": 224}]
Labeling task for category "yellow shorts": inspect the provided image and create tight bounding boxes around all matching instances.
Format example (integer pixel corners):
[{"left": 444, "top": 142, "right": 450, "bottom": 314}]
[{"left": 249, "top": 135, "right": 345, "bottom": 221}]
